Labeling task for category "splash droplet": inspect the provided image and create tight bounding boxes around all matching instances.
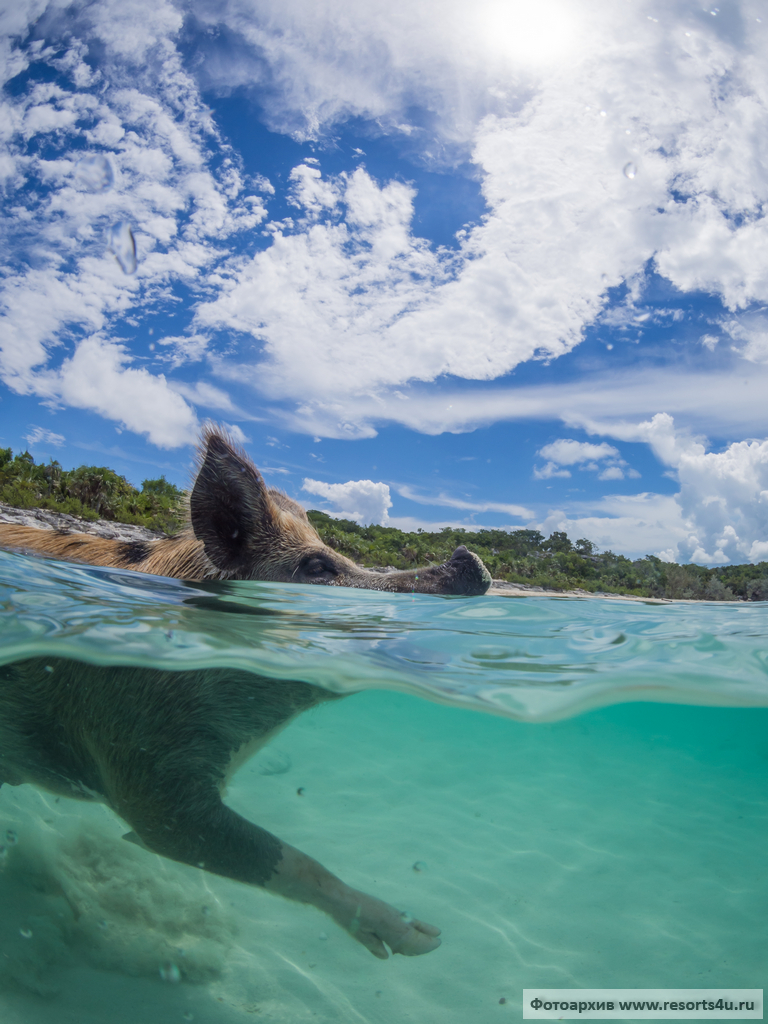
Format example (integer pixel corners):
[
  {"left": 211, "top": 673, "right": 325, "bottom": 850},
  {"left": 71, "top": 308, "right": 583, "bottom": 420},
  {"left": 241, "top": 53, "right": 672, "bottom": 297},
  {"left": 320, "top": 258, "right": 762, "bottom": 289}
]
[
  {"left": 75, "top": 153, "right": 114, "bottom": 193},
  {"left": 160, "top": 962, "right": 181, "bottom": 983},
  {"left": 108, "top": 221, "right": 137, "bottom": 275},
  {"left": 183, "top": 1015, "right": 194, "bottom": 1022},
  {"left": 97, "top": 919, "right": 108, "bottom": 930},
  {"left": 399, "top": 911, "right": 413, "bottom": 924},
  {"left": 20, "top": 928, "right": 33, "bottom": 939},
  {"left": 318, "top": 932, "right": 328, "bottom": 941},
  {"left": 5, "top": 829, "right": 18, "bottom": 845},
  {"left": 623, "top": 162, "right": 637, "bottom": 180}
]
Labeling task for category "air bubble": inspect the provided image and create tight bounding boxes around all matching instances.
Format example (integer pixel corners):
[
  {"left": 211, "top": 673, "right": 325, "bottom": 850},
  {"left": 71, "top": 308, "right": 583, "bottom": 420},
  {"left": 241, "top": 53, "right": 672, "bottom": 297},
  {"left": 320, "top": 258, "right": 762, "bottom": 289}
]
[
  {"left": 623, "top": 162, "right": 637, "bottom": 179},
  {"left": 20, "top": 928, "right": 33, "bottom": 939},
  {"left": 108, "top": 221, "right": 137, "bottom": 275},
  {"left": 399, "top": 911, "right": 414, "bottom": 924},
  {"left": 318, "top": 932, "right": 328, "bottom": 941},
  {"left": 97, "top": 919, "right": 108, "bottom": 930},
  {"left": 6, "top": 829, "right": 18, "bottom": 845},
  {"left": 75, "top": 153, "right": 114, "bottom": 193},
  {"left": 160, "top": 962, "right": 181, "bottom": 983},
  {"left": 412, "top": 861, "right": 427, "bottom": 873},
  {"left": 183, "top": 1015, "right": 194, "bottom": 1022}
]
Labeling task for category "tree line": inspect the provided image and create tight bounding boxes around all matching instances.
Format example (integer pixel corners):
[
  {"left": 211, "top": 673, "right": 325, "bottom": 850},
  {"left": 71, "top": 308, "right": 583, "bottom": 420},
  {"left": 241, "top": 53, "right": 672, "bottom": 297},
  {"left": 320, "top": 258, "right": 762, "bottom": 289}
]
[
  {"left": 0, "top": 447, "right": 184, "bottom": 535},
  {"left": 2, "top": 447, "right": 766, "bottom": 600}
]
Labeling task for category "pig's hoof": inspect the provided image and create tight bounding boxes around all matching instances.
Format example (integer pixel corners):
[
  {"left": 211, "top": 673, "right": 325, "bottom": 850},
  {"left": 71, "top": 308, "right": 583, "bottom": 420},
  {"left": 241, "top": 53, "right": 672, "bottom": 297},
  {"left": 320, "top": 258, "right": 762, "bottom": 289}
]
[{"left": 340, "top": 891, "right": 442, "bottom": 959}]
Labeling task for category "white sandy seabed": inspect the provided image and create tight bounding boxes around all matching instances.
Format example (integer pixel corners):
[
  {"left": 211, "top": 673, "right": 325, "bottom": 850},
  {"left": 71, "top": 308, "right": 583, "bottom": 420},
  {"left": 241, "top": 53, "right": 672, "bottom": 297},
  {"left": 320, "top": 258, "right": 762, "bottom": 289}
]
[{"left": 0, "top": 689, "right": 765, "bottom": 1024}]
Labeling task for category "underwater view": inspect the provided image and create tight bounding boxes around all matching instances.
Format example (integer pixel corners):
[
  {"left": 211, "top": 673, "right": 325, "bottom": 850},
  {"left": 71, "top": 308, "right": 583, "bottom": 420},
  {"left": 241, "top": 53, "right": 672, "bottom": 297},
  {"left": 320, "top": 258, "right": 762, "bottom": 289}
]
[{"left": 0, "top": 547, "right": 766, "bottom": 1024}]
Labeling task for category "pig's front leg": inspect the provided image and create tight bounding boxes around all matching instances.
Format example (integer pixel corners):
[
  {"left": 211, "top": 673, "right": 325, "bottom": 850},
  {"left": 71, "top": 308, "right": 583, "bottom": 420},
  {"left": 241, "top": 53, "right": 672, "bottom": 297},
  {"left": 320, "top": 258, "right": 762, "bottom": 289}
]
[
  {"left": 118, "top": 794, "right": 441, "bottom": 959},
  {"left": 264, "top": 842, "right": 442, "bottom": 959}
]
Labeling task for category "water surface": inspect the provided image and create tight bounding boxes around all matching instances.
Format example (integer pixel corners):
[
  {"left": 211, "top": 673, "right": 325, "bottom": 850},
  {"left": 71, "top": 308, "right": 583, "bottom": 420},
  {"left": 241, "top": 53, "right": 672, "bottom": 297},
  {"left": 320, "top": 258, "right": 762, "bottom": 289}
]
[{"left": 0, "top": 549, "right": 766, "bottom": 1024}]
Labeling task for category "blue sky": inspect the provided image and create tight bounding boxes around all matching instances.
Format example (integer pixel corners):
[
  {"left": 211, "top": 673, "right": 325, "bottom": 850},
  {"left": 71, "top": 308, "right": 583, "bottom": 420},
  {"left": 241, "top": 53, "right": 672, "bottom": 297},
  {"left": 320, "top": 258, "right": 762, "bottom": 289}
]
[{"left": 2, "top": 0, "right": 768, "bottom": 564}]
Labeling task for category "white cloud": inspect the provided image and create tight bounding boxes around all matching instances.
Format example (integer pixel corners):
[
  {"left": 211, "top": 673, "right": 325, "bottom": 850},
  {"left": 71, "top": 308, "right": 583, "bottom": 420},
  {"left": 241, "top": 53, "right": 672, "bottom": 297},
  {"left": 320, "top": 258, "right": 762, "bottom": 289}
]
[
  {"left": 534, "top": 437, "right": 634, "bottom": 481},
  {"left": 167, "top": 379, "right": 243, "bottom": 416},
  {"left": 539, "top": 493, "right": 690, "bottom": 561},
  {"left": 538, "top": 439, "right": 620, "bottom": 465},
  {"left": 221, "top": 422, "right": 249, "bottom": 445},
  {"left": 23, "top": 425, "right": 65, "bottom": 447},
  {"left": 577, "top": 414, "right": 768, "bottom": 564},
  {"left": 396, "top": 484, "right": 533, "bottom": 519},
  {"left": 156, "top": 334, "right": 210, "bottom": 368},
  {"left": 301, "top": 477, "right": 393, "bottom": 525},
  {"left": 36, "top": 337, "right": 198, "bottom": 448},
  {"left": 721, "top": 314, "right": 768, "bottom": 364},
  {"left": 533, "top": 462, "right": 572, "bottom": 480},
  {"left": 272, "top": 362, "right": 768, "bottom": 440}
]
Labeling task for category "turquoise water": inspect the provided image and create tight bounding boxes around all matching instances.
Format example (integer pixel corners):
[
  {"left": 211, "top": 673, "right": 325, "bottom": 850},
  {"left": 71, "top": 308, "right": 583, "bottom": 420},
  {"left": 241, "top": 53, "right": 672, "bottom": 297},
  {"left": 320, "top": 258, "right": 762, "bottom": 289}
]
[{"left": 0, "top": 547, "right": 766, "bottom": 1023}]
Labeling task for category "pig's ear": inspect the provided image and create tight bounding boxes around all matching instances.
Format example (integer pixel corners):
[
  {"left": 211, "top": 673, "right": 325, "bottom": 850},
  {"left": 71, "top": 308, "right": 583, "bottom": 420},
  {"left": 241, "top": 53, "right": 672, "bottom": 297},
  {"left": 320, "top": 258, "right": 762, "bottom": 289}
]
[{"left": 190, "top": 428, "right": 275, "bottom": 574}]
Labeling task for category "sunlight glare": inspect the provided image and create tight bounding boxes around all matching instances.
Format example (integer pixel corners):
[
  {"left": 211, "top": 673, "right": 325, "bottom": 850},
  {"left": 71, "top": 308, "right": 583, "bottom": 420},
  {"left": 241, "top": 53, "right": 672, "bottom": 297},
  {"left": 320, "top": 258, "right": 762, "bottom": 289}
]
[{"left": 469, "top": 0, "right": 580, "bottom": 68}]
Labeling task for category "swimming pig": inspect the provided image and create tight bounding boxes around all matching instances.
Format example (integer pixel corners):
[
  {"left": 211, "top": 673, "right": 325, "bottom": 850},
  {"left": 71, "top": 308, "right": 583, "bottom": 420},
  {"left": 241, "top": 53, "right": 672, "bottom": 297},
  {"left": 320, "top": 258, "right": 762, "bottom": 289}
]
[
  {"left": 0, "top": 425, "right": 492, "bottom": 596},
  {"left": 0, "top": 427, "right": 491, "bottom": 959}
]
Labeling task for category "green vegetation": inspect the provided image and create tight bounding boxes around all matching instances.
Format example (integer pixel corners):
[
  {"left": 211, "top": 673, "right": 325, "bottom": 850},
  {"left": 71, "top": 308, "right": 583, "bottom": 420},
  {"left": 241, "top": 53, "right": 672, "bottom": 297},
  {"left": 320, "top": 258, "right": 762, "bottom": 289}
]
[
  {"left": 2, "top": 448, "right": 766, "bottom": 599},
  {"left": 0, "top": 447, "right": 184, "bottom": 535}
]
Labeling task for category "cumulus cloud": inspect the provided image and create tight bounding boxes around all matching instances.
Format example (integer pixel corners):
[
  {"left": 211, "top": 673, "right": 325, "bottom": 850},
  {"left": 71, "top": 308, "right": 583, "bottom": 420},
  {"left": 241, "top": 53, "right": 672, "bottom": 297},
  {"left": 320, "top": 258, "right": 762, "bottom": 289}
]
[
  {"left": 534, "top": 462, "right": 572, "bottom": 480},
  {"left": 538, "top": 439, "right": 620, "bottom": 465},
  {"left": 38, "top": 337, "right": 199, "bottom": 448},
  {"left": 534, "top": 437, "right": 638, "bottom": 481},
  {"left": 578, "top": 413, "right": 768, "bottom": 564},
  {"left": 301, "top": 477, "right": 393, "bottom": 525},
  {"left": 539, "top": 493, "right": 690, "bottom": 561}
]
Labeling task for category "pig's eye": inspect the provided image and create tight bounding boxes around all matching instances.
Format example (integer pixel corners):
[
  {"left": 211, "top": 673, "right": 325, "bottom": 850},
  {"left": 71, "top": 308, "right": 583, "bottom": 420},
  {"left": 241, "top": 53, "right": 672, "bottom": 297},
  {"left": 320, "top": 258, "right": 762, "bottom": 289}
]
[{"left": 300, "top": 556, "right": 338, "bottom": 581}]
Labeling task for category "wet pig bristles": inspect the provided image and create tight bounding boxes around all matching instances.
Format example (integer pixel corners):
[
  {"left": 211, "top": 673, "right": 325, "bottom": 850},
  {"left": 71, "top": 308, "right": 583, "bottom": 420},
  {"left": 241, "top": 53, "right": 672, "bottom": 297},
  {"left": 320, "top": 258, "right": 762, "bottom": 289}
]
[
  {"left": 0, "top": 425, "right": 492, "bottom": 596},
  {"left": 0, "top": 427, "right": 491, "bottom": 958}
]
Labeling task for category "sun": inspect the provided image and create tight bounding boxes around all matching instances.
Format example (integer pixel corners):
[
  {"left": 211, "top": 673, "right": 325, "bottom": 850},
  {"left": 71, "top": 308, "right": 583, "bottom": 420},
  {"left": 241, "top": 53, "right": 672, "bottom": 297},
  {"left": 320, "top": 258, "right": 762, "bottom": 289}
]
[{"left": 468, "top": 0, "right": 581, "bottom": 69}]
